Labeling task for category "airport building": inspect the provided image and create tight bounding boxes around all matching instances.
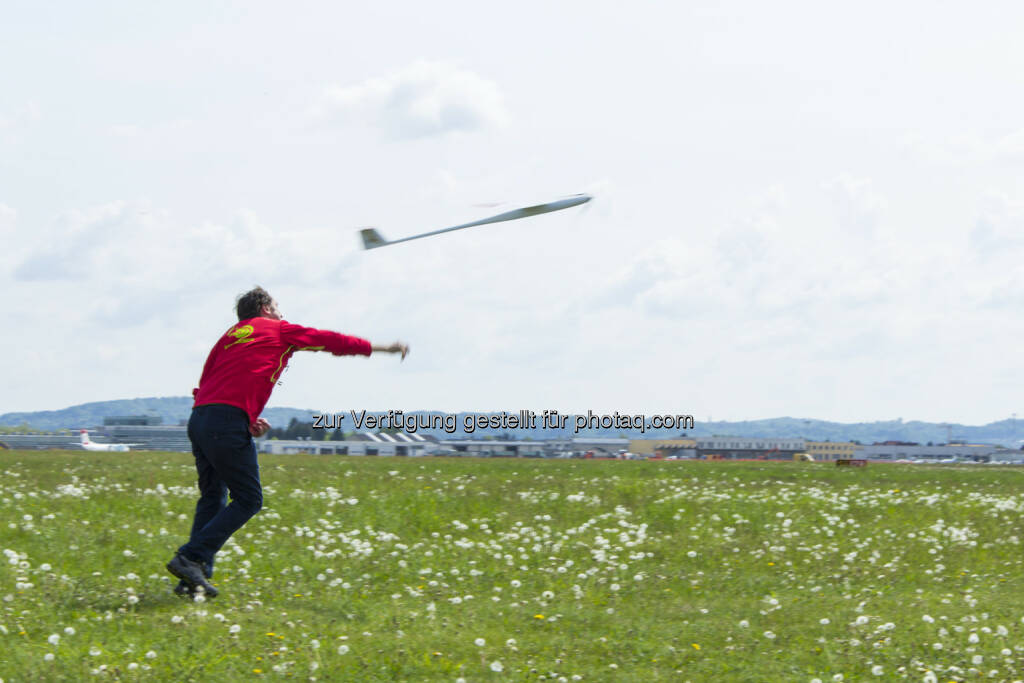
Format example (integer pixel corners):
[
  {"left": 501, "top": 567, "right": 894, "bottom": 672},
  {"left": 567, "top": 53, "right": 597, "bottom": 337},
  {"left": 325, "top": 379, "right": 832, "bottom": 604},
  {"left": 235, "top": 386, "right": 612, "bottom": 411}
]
[
  {"left": 803, "top": 441, "right": 859, "bottom": 461},
  {"left": 259, "top": 432, "right": 443, "bottom": 456},
  {"left": 695, "top": 437, "right": 806, "bottom": 460},
  {"left": 629, "top": 438, "right": 697, "bottom": 458},
  {"left": 854, "top": 443, "right": 1016, "bottom": 462}
]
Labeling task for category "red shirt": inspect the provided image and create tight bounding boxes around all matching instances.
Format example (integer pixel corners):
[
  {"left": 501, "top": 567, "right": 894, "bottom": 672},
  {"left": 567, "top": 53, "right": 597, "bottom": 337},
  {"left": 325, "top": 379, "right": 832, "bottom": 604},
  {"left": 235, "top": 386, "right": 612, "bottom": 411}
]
[{"left": 192, "top": 317, "right": 372, "bottom": 424}]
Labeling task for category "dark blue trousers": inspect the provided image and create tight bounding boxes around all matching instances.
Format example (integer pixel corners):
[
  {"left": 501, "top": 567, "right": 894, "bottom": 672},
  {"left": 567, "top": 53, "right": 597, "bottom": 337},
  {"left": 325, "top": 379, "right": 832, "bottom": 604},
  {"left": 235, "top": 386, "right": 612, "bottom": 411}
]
[{"left": 178, "top": 404, "right": 263, "bottom": 571}]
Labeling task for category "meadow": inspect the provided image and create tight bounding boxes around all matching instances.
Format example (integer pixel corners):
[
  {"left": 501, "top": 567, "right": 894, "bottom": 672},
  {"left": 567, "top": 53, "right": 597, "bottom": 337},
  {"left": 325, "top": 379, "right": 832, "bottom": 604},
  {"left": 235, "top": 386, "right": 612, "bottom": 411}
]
[{"left": 3, "top": 452, "right": 1024, "bottom": 682}]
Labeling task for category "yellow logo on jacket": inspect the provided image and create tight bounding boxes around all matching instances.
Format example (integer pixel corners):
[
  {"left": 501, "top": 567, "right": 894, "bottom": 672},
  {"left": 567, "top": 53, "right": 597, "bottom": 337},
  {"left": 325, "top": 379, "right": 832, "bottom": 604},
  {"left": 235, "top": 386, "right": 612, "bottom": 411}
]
[{"left": 224, "top": 324, "right": 255, "bottom": 349}]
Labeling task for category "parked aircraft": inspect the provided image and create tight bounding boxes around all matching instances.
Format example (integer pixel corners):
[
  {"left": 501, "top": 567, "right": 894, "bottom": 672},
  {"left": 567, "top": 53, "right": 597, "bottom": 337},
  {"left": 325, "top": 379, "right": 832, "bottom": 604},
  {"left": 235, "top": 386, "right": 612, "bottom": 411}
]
[{"left": 78, "top": 430, "right": 135, "bottom": 452}]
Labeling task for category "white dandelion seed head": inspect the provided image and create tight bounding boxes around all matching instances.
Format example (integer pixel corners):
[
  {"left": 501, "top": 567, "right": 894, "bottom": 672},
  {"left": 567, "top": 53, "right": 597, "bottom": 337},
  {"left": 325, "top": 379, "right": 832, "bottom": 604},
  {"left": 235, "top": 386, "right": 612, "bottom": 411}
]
[
  {"left": 338, "top": 644, "right": 350, "bottom": 655},
  {"left": 490, "top": 661, "right": 504, "bottom": 672},
  {"left": 474, "top": 638, "right": 486, "bottom": 647}
]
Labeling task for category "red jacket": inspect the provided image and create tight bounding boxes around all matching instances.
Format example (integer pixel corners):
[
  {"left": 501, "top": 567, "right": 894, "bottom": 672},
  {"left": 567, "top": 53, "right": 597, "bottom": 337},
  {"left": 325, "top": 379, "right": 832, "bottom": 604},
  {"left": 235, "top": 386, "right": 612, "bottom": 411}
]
[{"left": 192, "top": 317, "right": 372, "bottom": 424}]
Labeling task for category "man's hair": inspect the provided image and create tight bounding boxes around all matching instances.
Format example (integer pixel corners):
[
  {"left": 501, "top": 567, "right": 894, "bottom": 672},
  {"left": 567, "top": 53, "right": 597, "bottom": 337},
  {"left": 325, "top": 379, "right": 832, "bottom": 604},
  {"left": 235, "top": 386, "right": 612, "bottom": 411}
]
[{"left": 236, "top": 287, "right": 274, "bottom": 321}]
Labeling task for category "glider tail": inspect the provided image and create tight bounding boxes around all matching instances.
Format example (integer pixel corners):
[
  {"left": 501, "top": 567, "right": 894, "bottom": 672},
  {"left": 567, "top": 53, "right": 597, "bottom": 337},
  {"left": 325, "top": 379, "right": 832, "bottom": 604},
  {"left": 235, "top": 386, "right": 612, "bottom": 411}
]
[{"left": 359, "top": 228, "right": 388, "bottom": 250}]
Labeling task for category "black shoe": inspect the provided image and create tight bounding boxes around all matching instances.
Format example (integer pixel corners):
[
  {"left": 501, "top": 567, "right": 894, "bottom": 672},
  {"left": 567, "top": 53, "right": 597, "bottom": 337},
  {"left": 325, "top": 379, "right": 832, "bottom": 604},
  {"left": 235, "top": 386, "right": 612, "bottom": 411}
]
[
  {"left": 166, "top": 553, "right": 219, "bottom": 598},
  {"left": 173, "top": 561, "right": 212, "bottom": 597}
]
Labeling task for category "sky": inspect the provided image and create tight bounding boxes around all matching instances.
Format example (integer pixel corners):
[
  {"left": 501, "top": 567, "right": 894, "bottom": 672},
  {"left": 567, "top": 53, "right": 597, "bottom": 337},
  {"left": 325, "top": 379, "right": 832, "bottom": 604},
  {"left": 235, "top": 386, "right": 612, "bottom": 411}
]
[{"left": 3, "top": 1, "right": 1024, "bottom": 425}]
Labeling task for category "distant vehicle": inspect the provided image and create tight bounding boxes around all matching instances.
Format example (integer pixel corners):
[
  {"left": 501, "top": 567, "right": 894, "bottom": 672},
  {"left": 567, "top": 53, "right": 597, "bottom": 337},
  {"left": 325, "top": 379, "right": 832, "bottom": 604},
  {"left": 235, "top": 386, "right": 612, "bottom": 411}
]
[{"left": 77, "top": 430, "right": 136, "bottom": 452}]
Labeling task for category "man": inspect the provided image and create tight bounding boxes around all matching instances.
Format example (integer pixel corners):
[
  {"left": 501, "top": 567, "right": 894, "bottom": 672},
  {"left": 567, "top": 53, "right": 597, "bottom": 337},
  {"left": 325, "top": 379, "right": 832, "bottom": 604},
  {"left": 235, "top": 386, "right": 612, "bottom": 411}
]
[{"left": 167, "top": 286, "right": 408, "bottom": 597}]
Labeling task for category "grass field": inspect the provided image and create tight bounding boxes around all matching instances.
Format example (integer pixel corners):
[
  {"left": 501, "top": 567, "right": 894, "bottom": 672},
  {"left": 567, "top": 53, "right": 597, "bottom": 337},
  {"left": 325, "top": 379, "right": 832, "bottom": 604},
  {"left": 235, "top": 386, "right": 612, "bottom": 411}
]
[{"left": 3, "top": 452, "right": 1024, "bottom": 682}]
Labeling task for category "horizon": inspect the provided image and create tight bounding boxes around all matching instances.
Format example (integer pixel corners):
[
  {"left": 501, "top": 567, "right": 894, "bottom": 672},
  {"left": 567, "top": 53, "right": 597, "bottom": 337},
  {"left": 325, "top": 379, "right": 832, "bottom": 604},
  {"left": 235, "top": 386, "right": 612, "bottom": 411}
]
[{"left": 2, "top": 396, "right": 1022, "bottom": 430}]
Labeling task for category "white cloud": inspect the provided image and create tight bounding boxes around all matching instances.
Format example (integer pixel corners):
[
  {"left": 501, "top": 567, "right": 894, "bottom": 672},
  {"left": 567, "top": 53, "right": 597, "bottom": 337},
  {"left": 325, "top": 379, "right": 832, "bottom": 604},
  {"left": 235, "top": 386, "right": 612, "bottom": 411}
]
[
  {"left": 822, "top": 174, "right": 886, "bottom": 236},
  {"left": 0, "top": 101, "right": 39, "bottom": 131},
  {"left": 0, "top": 203, "right": 14, "bottom": 233},
  {"left": 971, "top": 190, "right": 1024, "bottom": 259},
  {"left": 312, "top": 60, "right": 509, "bottom": 139}
]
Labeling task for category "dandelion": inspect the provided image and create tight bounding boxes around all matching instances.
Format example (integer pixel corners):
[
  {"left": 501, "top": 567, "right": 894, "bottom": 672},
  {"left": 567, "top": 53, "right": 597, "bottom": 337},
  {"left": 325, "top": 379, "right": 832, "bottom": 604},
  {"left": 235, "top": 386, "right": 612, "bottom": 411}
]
[
  {"left": 972, "top": 655, "right": 983, "bottom": 665},
  {"left": 819, "top": 618, "right": 830, "bottom": 626},
  {"left": 229, "top": 625, "right": 241, "bottom": 634},
  {"left": 48, "top": 634, "right": 59, "bottom": 645},
  {"left": 145, "top": 650, "right": 156, "bottom": 659},
  {"left": 475, "top": 638, "right": 486, "bottom": 647},
  {"left": 490, "top": 661, "right": 504, "bottom": 672},
  {"left": 764, "top": 631, "right": 776, "bottom": 640},
  {"left": 871, "top": 665, "right": 883, "bottom": 675},
  {"left": 969, "top": 632, "right": 980, "bottom": 644},
  {"left": 171, "top": 616, "right": 184, "bottom": 624},
  {"left": 44, "top": 653, "right": 54, "bottom": 662},
  {"left": 338, "top": 644, "right": 350, "bottom": 655},
  {"left": 739, "top": 620, "right": 749, "bottom": 628},
  {"left": 534, "top": 614, "right": 545, "bottom": 620},
  {"left": 922, "top": 615, "right": 934, "bottom": 623},
  {"left": 923, "top": 672, "right": 937, "bottom": 683},
  {"left": 89, "top": 647, "right": 101, "bottom": 656},
  {"left": 64, "top": 627, "right": 75, "bottom": 636}
]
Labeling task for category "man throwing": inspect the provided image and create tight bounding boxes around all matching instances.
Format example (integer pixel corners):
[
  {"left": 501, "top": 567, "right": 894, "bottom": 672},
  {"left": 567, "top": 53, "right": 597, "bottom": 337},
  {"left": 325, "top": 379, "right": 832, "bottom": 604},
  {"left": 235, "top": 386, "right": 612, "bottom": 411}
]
[{"left": 167, "top": 286, "right": 408, "bottom": 597}]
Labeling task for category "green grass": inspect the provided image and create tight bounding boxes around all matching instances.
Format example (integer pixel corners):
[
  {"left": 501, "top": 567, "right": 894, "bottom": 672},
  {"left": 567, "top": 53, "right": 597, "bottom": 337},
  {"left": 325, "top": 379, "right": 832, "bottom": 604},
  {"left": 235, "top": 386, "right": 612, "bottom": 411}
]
[{"left": 3, "top": 452, "right": 1024, "bottom": 681}]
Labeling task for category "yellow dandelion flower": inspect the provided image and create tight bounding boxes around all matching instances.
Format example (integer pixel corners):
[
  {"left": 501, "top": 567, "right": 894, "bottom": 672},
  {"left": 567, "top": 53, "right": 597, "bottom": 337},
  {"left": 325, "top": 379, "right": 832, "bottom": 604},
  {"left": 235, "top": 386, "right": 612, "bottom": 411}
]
[
  {"left": 534, "top": 614, "right": 545, "bottom": 620},
  {"left": 691, "top": 643, "right": 700, "bottom": 650}
]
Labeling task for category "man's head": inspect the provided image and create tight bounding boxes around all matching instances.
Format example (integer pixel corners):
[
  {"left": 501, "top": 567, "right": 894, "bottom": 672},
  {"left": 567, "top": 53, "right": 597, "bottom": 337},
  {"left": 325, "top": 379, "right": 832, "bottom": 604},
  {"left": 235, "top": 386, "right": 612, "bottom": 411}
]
[{"left": 236, "top": 287, "right": 282, "bottom": 321}]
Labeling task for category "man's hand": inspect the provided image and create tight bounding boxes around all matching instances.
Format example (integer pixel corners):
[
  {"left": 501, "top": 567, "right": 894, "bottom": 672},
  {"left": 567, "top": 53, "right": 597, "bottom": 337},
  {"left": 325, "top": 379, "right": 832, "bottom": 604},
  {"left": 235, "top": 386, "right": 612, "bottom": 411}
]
[
  {"left": 249, "top": 418, "right": 271, "bottom": 437},
  {"left": 372, "top": 341, "right": 409, "bottom": 361}
]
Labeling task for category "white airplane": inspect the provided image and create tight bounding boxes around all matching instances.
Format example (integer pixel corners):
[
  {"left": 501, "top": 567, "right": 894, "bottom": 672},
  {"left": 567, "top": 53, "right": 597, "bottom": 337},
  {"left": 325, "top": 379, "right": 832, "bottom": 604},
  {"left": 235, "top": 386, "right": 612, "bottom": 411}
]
[{"left": 77, "top": 430, "right": 135, "bottom": 452}]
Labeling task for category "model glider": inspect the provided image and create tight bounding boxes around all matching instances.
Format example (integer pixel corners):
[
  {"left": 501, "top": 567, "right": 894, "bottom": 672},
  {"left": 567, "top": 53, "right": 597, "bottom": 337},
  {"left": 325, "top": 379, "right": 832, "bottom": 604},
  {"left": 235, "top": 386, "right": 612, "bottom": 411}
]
[{"left": 359, "top": 194, "right": 592, "bottom": 250}]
